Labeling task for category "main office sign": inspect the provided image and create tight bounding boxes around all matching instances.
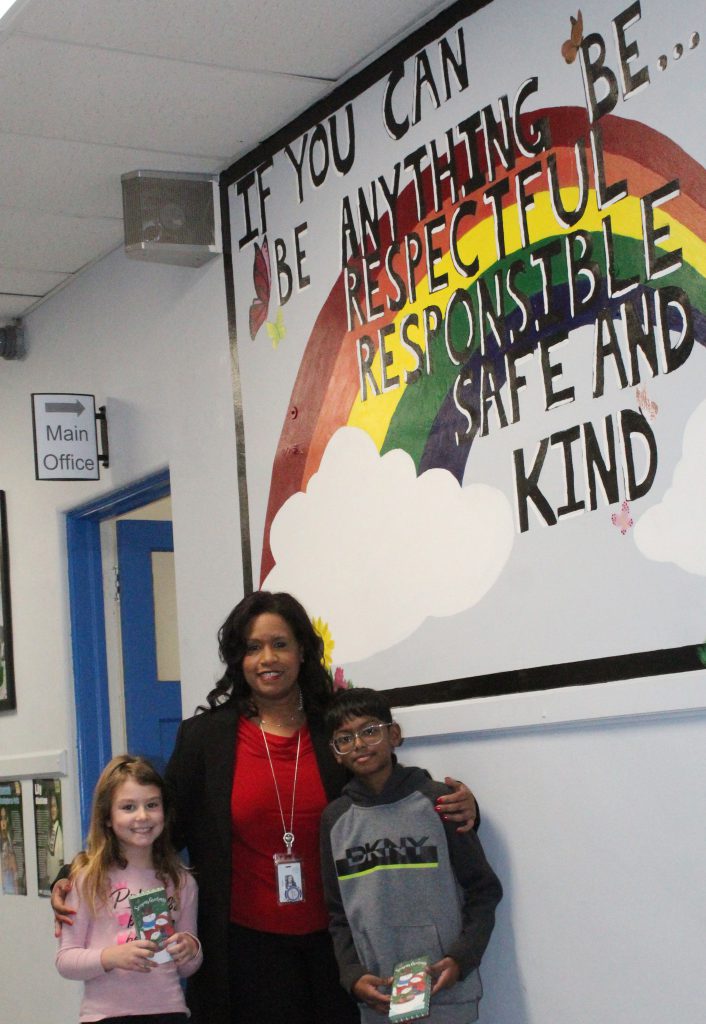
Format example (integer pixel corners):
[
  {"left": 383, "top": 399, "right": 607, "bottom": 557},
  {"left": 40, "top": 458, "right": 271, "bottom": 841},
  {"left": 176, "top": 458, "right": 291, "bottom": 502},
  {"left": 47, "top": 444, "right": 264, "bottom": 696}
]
[{"left": 32, "top": 393, "right": 100, "bottom": 481}]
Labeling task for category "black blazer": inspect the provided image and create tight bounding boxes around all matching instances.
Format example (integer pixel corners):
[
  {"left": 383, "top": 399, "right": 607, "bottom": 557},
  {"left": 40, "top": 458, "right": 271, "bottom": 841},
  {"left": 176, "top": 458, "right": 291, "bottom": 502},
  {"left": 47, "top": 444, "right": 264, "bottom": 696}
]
[{"left": 164, "top": 700, "right": 348, "bottom": 1024}]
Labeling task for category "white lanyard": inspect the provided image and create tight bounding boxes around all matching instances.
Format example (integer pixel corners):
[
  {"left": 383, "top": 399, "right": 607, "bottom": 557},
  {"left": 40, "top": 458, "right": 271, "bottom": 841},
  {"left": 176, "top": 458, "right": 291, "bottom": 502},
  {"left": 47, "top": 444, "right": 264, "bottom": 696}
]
[{"left": 260, "top": 724, "right": 301, "bottom": 856}]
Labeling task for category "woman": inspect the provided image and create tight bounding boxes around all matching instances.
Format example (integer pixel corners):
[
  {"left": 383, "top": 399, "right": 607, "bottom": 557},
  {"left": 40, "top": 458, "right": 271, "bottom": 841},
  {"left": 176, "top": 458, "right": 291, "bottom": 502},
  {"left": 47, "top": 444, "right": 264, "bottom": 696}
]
[{"left": 55, "top": 591, "right": 478, "bottom": 1024}]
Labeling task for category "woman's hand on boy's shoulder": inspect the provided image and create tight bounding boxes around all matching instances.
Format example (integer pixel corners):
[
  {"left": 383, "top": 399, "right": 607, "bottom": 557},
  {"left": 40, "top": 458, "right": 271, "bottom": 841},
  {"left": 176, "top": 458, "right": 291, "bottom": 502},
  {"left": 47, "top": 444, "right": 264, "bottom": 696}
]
[
  {"left": 429, "top": 955, "right": 461, "bottom": 994},
  {"left": 435, "top": 778, "right": 478, "bottom": 833},
  {"left": 352, "top": 973, "right": 392, "bottom": 1014}
]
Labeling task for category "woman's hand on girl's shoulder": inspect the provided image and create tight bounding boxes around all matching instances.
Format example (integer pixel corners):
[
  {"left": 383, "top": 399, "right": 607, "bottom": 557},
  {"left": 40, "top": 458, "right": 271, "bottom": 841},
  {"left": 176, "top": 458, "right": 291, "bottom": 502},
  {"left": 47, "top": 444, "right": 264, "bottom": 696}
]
[
  {"left": 100, "top": 940, "right": 158, "bottom": 973},
  {"left": 51, "top": 876, "right": 75, "bottom": 936}
]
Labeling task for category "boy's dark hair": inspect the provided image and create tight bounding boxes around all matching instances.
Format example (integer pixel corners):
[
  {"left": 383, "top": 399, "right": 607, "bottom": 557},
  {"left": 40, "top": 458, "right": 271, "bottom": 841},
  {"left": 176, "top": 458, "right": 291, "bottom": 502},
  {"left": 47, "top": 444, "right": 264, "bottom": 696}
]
[{"left": 325, "top": 687, "right": 394, "bottom": 736}]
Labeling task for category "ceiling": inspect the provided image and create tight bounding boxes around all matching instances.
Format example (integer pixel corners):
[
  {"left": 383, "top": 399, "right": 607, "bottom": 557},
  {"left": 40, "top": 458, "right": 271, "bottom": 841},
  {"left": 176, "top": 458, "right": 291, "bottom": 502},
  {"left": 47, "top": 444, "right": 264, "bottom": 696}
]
[{"left": 0, "top": 0, "right": 456, "bottom": 326}]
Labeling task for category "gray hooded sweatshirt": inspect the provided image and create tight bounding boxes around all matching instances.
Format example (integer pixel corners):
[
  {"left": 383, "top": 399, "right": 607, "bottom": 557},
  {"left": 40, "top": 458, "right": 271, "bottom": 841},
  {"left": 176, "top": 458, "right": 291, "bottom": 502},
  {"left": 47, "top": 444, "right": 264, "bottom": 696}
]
[{"left": 320, "top": 763, "right": 502, "bottom": 1024}]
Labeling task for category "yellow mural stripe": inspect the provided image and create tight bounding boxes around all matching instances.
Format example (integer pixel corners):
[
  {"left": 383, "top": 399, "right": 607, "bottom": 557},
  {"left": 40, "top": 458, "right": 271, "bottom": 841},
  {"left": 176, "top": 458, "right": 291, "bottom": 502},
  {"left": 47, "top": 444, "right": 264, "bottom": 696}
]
[{"left": 346, "top": 188, "right": 704, "bottom": 452}]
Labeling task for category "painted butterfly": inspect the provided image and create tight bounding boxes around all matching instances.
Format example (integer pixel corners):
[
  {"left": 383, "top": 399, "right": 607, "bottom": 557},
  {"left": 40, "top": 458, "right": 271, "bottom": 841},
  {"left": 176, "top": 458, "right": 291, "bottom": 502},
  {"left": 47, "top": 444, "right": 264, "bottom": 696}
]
[
  {"left": 636, "top": 385, "right": 658, "bottom": 420},
  {"left": 561, "top": 10, "right": 584, "bottom": 64},
  {"left": 266, "top": 307, "right": 286, "bottom": 349},
  {"left": 611, "top": 500, "right": 633, "bottom": 535},
  {"left": 249, "top": 238, "right": 271, "bottom": 340}
]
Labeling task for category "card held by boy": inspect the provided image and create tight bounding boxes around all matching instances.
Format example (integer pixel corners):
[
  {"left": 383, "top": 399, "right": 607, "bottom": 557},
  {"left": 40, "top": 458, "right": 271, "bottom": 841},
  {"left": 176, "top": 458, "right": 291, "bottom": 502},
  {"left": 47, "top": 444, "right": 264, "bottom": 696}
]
[{"left": 388, "top": 956, "right": 432, "bottom": 1022}]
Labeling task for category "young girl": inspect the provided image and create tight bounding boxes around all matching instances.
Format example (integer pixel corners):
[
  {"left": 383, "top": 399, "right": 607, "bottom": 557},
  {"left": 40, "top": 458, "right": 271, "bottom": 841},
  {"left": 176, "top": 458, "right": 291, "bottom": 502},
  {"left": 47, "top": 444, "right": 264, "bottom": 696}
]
[{"left": 56, "top": 755, "right": 202, "bottom": 1024}]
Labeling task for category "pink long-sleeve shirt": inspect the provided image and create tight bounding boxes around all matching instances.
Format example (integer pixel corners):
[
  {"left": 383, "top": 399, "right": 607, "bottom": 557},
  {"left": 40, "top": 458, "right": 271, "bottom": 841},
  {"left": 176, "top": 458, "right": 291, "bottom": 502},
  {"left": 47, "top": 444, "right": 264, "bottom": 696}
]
[{"left": 56, "top": 864, "right": 202, "bottom": 1022}]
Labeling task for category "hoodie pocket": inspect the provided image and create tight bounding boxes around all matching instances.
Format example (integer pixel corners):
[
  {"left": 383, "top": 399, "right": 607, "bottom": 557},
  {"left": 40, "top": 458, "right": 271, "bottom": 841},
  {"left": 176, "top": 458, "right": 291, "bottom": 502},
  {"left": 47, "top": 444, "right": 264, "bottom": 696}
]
[{"left": 356, "top": 923, "right": 444, "bottom": 978}]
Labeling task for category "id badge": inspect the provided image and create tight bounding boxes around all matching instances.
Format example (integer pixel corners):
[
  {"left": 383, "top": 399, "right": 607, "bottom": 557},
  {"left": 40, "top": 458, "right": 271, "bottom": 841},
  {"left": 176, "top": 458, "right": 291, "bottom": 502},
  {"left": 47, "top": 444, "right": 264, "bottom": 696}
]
[{"left": 273, "top": 853, "right": 305, "bottom": 904}]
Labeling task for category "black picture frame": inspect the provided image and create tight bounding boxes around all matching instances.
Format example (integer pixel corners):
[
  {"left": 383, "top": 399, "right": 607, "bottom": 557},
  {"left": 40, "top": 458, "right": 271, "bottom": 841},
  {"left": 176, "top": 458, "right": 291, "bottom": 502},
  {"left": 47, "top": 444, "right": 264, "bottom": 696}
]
[{"left": 0, "top": 491, "right": 16, "bottom": 711}]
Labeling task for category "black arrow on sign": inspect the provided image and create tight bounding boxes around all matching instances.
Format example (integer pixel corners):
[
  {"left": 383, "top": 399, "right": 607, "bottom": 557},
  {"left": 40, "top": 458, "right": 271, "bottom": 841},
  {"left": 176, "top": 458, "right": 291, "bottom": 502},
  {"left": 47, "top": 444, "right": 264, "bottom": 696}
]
[{"left": 45, "top": 399, "right": 86, "bottom": 416}]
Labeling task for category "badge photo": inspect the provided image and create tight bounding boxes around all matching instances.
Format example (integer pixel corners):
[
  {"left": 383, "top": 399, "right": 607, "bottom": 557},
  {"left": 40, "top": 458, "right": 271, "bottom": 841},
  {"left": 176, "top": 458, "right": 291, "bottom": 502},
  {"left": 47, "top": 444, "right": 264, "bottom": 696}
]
[{"left": 273, "top": 854, "right": 305, "bottom": 904}]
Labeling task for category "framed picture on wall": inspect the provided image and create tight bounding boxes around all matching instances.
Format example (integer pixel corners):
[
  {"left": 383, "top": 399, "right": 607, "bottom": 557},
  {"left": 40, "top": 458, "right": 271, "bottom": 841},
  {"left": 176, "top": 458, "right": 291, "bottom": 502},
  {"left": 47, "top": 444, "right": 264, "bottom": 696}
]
[{"left": 0, "top": 491, "right": 16, "bottom": 712}]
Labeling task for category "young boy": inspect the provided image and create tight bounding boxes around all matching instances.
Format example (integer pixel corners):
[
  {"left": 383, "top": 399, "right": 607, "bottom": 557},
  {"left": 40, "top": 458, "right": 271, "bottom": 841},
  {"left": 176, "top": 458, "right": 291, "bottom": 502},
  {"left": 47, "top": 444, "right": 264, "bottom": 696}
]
[{"left": 320, "top": 688, "right": 502, "bottom": 1024}]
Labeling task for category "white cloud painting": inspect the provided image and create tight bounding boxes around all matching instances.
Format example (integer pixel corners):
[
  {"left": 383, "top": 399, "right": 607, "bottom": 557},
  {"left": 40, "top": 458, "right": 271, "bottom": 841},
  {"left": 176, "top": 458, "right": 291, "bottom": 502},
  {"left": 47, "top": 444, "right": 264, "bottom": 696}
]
[{"left": 263, "top": 427, "right": 514, "bottom": 663}]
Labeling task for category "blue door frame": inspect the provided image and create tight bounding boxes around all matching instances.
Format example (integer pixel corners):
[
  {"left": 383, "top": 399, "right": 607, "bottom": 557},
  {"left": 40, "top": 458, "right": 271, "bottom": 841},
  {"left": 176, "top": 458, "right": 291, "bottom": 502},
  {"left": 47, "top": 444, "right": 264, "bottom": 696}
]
[
  {"left": 65, "top": 469, "right": 171, "bottom": 836},
  {"left": 117, "top": 519, "right": 182, "bottom": 776}
]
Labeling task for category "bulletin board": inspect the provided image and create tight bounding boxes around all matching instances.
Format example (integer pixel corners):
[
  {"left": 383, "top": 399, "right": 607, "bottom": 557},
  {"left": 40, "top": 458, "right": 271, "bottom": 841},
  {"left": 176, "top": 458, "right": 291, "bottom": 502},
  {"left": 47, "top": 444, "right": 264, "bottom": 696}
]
[{"left": 222, "top": 0, "right": 706, "bottom": 703}]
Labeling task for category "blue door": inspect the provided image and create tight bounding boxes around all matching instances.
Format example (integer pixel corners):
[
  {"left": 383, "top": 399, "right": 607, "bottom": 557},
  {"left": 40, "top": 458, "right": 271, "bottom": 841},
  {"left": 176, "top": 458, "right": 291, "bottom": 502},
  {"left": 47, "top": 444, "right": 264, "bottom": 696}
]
[{"left": 116, "top": 519, "right": 182, "bottom": 775}]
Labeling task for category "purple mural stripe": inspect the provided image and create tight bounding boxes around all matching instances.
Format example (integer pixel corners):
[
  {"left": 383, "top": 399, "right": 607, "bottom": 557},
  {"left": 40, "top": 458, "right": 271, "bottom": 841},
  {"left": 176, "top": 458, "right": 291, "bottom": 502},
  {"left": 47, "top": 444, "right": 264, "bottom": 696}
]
[{"left": 419, "top": 283, "right": 706, "bottom": 479}]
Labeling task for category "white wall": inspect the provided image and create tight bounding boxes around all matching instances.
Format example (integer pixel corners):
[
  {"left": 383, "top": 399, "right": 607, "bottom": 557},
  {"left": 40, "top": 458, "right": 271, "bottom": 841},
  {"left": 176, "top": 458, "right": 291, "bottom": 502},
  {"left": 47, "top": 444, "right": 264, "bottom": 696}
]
[
  {"left": 0, "top": 242, "right": 705, "bottom": 1024},
  {"left": 397, "top": 687, "right": 706, "bottom": 1024},
  {"left": 0, "top": 247, "right": 243, "bottom": 1023}
]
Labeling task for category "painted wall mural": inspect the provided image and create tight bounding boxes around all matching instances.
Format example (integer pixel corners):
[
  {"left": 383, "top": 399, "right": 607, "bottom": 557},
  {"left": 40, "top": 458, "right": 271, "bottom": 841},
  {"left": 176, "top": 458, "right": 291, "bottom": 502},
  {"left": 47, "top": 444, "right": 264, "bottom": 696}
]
[{"left": 225, "top": 0, "right": 706, "bottom": 697}]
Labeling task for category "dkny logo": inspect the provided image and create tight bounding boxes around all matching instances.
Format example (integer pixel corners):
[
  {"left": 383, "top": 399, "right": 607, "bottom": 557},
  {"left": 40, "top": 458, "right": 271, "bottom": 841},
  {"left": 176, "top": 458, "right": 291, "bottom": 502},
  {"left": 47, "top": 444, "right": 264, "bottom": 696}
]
[{"left": 336, "top": 836, "right": 438, "bottom": 877}]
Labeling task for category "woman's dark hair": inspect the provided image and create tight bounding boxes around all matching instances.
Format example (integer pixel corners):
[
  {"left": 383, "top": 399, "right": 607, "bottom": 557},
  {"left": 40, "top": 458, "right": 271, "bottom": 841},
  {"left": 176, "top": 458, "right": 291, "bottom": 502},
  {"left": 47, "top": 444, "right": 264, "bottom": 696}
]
[
  {"left": 324, "top": 687, "right": 393, "bottom": 736},
  {"left": 201, "top": 591, "right": 333, "bottom": 715}
]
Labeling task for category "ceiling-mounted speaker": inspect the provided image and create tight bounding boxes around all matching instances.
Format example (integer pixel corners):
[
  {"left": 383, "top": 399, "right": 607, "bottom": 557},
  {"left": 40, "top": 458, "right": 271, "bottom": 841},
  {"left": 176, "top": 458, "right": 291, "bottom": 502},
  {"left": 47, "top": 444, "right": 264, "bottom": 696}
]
[
  {"left": 0, "top": 321, "right": 25, "bottom": 360},
  {"left": 121, "top": 170, "right": 222, "bottom": 266}
]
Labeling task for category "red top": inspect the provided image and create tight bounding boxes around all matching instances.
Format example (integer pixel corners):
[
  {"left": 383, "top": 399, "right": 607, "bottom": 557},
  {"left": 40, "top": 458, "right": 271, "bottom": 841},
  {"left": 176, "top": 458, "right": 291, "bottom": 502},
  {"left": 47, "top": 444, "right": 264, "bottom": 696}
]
[{"left": 230, "top": 715, "right": 330, "bottom": 933}]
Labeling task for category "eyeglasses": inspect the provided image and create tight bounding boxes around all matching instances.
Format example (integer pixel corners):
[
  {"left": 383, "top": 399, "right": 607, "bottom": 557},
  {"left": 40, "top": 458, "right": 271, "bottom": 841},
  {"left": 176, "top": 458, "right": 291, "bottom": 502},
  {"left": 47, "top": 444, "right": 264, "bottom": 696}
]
[{"left": 330, "top": 722, "right": 390, "bottom": 755}]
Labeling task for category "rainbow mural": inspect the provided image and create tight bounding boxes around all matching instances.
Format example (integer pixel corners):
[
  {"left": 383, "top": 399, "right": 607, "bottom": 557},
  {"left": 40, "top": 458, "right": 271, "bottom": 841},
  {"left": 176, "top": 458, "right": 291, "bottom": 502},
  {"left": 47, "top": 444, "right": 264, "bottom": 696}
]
[{"left": 259, "top": 107, "right": 706, "bottom": 581}]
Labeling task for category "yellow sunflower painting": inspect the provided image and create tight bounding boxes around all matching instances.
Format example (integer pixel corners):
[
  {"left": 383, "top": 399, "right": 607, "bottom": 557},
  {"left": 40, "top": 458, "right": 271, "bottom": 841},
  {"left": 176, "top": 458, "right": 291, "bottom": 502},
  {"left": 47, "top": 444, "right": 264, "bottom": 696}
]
[{"left": 312, "top": 617, "right": 334, "bottom": 670}]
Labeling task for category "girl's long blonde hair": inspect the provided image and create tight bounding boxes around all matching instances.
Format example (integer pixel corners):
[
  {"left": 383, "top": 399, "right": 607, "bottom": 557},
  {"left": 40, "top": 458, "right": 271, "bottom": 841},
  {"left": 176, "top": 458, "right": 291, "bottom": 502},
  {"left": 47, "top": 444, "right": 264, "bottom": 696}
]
[{"left": 71, "top": 754, "right": 185, "bottom": 914}]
